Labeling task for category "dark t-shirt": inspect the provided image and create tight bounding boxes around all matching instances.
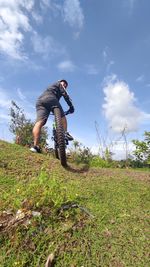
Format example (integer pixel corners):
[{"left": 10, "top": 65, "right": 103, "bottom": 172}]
[{"left": 38, "top": 82, "right": 73, "bottom": 108}]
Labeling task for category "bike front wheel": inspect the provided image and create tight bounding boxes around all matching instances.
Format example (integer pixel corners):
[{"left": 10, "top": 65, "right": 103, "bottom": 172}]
[
  {"left": 53, "top": 107, "right": 67, "bottom": 167},
  {"left": 54, "top": 142, "right": 59, "bottom": 159}
]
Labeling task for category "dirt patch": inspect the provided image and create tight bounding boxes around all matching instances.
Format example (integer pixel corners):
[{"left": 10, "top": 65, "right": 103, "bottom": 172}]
[{"left": 86, "top": 168, "right": 150, "bottom": 182}]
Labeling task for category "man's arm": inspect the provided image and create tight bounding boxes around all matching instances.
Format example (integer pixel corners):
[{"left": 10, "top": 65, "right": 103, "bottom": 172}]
[
  {"left": 64, "top": 93, "right": 75, "bottom": 114},
  {"left": 60, "top": 85, "right": 75, "bottom": 114}
]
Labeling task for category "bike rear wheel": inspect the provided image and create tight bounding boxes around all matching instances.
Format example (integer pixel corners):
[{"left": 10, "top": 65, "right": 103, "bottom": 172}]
[{"left": 53, "top": 107, "right": 67, "bottom": 167}]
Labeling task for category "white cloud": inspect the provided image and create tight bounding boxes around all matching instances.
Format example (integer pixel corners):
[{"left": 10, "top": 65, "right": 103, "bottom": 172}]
[
  {"left": 22, "top": 0, "right": 34, "bottom": 11},
  {"left": 17, "top": 88, "right": 26, "bottom": 101},
  {"left": 128, "top": 0, "right": 136, "bottom": 9},
  {"left": 0, "top": 86, "right": 35, "bottom": 142},
  {"left": 63, "top": 0, "right": 84, "bottom": 31},
  {"left": 39, "top": 0, "right": 84, "bottom": 35},
  {"left": 0, "top": 87, "right": 35, "bottom": 124},
  {"left": 0, "top": 113, "right": 9, "bottom": 121},
  {"left": 142, "top": 112, "right": 150, "bottom": 120},
  {"left": 85, "top": 64, "right": 99, "bottom": 75},
  {"left": 0, "top": 0, "right": 84, "bottom": 60},
  {"left": 136, "top": 75, "right": 144, "bottom": 82},
  {"left": 0, "top": 1, "right": 59, "bottom": 60},
  {"left": 0, "top": 88, "right": 11, "bottom": 132},
  {"left": 0, "top": 0, "right": 34, "bottom": 59},
  {"left": 123, "top": 0, "right": 137, "bottom": 13},
  {"left": 57, "top": 60, "right": 76, "bottom": 72},
  {"left": 31, "top": 33, "right": 51, "bottom": 55},
  {"left": 31, "top": 32, "right": 66, "bottom": 59},
  {"left": 111, "top": 140, "right": 135, "bottom": 160},
  {"left": 0, "top": 0, "right": 34, "bottom": 11},
  {"left": 16, "top": 88, "right": 35, "bottom": 110},
  {"left": 91, "top": 140, "right": 135, "bottom": 160},
  {"left": 40, "top": 0, "right": 50, "bottom": 8},
  {"left": 40, "top": 0, "right": 61, "bottom": 15},
  {"left": 90, "top": 145, "right": 100, "bottom": 155},
  {"left": 106, "top": 60, "right": 115, "bottom": 72},
  {"left": 102, "top": 46, "right": 109, "bottom": 62},
  {"left": 102, "top": 75, "right": 143, "bottom": 133},
  {"left": 102, "top": 46, "right": 115, "bottom": 72},
  {"left": 31, "top": 11, "right": 43, "bottom": 24},
  {"left": 0, "top": 88, "right": 11, "bottom": 108}
]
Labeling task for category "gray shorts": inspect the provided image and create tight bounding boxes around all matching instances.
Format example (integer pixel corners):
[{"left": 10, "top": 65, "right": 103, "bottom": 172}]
[{"left": 36, "top": 98, "right": 64, "bottom": 122}]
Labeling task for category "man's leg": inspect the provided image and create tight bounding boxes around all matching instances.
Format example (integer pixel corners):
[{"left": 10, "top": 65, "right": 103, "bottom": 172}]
[{"left": 33, "top": 119, "right": 46, "bottom": 147}]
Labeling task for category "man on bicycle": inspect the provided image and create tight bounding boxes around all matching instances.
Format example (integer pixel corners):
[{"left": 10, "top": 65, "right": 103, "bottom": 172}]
[{"left": 30, "top": 79, "right": 74, "bottom": 153}]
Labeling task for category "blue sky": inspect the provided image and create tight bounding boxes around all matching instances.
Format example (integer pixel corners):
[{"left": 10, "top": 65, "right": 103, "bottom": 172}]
[{"left": 0, "top": 0, "right": 150, "bottom": 158}]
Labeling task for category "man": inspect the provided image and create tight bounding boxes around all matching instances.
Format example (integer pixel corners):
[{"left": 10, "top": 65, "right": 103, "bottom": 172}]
[{"left": 30, "top": 79, "right": 74, "bottom": 153}]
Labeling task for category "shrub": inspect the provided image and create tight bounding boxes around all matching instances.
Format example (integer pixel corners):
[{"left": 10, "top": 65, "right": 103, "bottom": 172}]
[
  {"left": 9, "top": 101, "right": 48, "bottom": 147},
  {"left": 89, "top": 156, "right": 110, "bottom": 168}
]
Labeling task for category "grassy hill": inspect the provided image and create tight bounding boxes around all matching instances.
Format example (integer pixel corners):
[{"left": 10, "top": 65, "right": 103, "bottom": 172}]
[{"left": 0, "top": 140, "right": 150, "bottom": 267}]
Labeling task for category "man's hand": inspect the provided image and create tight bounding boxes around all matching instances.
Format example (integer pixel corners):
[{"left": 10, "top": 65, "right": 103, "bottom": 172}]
[
  {"left": 65, "top": 106, "right": 74, "bottom": 115},
  {"left": 69, "top": 105, "right": 74, "bottom": 113}
]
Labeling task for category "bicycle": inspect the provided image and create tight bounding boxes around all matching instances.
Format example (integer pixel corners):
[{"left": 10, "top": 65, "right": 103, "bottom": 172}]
[{"left": 51, "top": 107, "right": 70, "bottom": 167}]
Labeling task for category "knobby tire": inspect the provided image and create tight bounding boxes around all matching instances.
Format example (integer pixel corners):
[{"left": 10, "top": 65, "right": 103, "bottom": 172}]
[
  {"left": 54, "top": 142, "right": 59, "bottom": 159},
  {"left": 54, "top": 107, "right": 67, "bottom": 167}
]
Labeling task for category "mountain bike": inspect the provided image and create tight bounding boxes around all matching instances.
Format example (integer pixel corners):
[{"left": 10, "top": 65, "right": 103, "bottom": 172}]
[{"left": 51, "top": 107, "right": 69, "bottom": 167}]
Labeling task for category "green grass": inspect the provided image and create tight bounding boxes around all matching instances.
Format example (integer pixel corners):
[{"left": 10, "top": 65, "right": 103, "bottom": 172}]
[{"left": 0, "top": 140, "right": 150, "bottom": 267}]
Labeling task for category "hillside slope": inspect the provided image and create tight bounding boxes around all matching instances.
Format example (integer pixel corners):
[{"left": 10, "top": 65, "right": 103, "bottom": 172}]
[{"left": 0, "top": 140, "right": 150, "bottom": 267}]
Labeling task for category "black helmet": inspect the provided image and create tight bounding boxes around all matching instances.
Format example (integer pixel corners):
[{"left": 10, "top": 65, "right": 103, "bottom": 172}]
[{"left": 59, "top": 79, "right": 68, "bottom": 87}]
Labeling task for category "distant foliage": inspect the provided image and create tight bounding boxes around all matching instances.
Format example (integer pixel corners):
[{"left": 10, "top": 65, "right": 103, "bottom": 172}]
[
  {"left": 132, "top": 131, "right": 150, "bottom": 166},
  {"left": 69, "top": 140, "right": 93, "bottom": 164},
  {"left": 69, "top": 133, "right": 150, "bottom": 169},
  {"left": 90, "top": 156, "right": 111, "bottom": 168},
  {"left": 9, "top": 101, "right": 48, "bottom": 147},
  {"left": 103, "top": 147, "right": 113, "bottom": 162},
  {"left": 69, "top": 141, "right": 112, "bottom": 167}
]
